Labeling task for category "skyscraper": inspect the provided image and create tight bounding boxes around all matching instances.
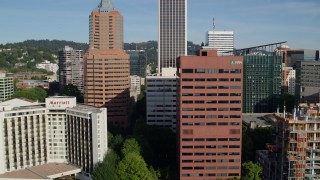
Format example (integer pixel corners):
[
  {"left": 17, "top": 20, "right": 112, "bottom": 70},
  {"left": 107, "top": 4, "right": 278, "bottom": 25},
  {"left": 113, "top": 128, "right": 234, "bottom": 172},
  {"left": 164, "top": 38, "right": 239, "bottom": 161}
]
[
  {"left": 177, "top": 49, "right": 242, "bottom": 179},
  {"left": 58, "top": 46, "right": 84, "bottom": 92},
  {"left": 84, "top": 0, "right": 130, "bottom": 128},
  {"left": 158, "top": 0, "right": 187, "bottom": 73}
]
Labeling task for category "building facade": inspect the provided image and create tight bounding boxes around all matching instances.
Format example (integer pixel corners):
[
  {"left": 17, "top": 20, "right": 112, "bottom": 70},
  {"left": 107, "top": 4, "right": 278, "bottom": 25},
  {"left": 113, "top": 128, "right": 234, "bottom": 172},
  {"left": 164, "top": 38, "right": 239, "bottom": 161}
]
[
  {"left": 127, "top": 50, "right": 147, "bottom": 77},
  {"left": 130, "top": 75, "right": 141, "bottom": 102},
  {"left": 84, "top": 0, "right": 130, "bottom": 128},
  {"left": 158, "top": 0, "right": 187, "bottom": 72},
  {"left": 284, "top": 67, "right": 296, "bottom": 95},
  {"left": 146, "top": 70, "right": 177, "bottom": 131},
  {"left": 204, "top": 31, "right": 234, "bottom": 56},
  {"left": 0, "top": 97, "right": 107, "bottom": 176},
  {"left": 0, "top": 73, "right": 14, "bottom": 102},
  {"left": 243, "top": 55, "right": 282, "bottom": 113},
  {"left": 58, "top": 46, "right": 84, "bottom": 92},
  {"left": 295, "top": 61, "right": 320, "bottom": 104},
  {"left": 66, "top": 105, "right": 107, "bottom": 173},
  {"left": 177, "top": 49, "right": 242, "bottom": 179}
]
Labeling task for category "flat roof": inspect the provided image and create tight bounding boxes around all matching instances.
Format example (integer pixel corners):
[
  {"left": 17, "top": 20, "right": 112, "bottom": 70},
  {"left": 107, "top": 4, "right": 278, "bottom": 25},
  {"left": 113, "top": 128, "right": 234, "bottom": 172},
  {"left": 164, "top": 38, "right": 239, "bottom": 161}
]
[
  {"left": 0, "top": 163, "right": 81, "bottom": 180},
  {"left": 242, "top": 113, "right": 276, "bottom": 127}
]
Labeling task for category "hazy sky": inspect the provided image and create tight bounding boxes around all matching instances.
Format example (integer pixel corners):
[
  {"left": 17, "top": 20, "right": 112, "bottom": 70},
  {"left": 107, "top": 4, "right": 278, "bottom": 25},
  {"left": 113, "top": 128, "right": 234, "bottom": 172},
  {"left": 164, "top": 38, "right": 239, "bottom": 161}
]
[{"left": 0, "top": 0, "right": 319, "bottom": 49}]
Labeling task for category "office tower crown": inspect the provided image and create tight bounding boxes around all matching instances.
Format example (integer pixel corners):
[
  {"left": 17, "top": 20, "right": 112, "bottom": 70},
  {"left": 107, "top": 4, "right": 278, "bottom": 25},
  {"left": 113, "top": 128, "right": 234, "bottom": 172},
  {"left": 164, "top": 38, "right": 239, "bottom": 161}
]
[{"left": 96, "top": 0, "right": 116, "bottom": 13}]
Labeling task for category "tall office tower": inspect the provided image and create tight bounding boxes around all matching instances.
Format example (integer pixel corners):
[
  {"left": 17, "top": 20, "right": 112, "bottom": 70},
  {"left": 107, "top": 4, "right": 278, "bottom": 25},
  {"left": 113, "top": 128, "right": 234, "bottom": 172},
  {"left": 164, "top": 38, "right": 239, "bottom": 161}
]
[
  {"left": 204, "top": 31, "right": 234, "bottom": 56},
  {"left": 127, "top": 50, "right": 147, "bottom": 77},
  {"left": 58, "top": 46, "right": 84, "bottom": 92},
  {"left": 295, "top": 61, "right": 320, "bottom": 103},
  {"left": 177, "top": 49, "right": 242, "bottom": 179},
  {"left": 146, "top": 68, "right": 177, "bottom": 131},
  {"left": 158, "top": 0, "right": 187, "bottom": 73},
  {"left": 284, "top": 66, "right": 296, "bottom": 95},
  {"left": 84, "top": 0, "right": 130, "bottom": 128},
  {"left": 0, "top": 73, "right": 13, "bottom": 102},
  {"left": 235, "top": 43, "right": 283, "bottom": 113}
]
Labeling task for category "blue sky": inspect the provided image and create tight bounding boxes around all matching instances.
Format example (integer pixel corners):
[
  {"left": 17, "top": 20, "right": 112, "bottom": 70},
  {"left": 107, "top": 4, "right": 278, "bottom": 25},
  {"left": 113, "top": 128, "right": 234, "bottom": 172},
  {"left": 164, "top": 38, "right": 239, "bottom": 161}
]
[{"left": 0, "top": 0, "right": 319, "bottom": 49}]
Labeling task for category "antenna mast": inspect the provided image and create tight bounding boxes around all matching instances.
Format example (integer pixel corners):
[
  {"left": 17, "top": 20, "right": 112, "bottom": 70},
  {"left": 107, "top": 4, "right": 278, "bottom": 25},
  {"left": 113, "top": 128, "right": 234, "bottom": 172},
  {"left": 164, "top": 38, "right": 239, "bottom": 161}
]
[{"left": 213, "top": 17, "right": 215, "bottom": 31}]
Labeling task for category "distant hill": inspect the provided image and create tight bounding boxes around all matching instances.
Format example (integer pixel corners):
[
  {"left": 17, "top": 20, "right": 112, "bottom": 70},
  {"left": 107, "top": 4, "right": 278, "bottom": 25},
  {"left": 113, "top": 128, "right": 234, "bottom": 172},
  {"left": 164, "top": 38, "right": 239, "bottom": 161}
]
[{"left": 0, "top": 39, "right": 201, "bottom": 72}]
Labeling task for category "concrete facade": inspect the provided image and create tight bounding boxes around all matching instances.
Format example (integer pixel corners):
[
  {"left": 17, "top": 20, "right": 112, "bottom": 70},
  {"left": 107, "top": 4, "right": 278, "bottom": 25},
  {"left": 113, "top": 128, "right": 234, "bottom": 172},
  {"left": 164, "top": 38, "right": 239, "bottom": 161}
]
[
  {"left": 0, "top": 97, "right": 107, "bottom": 177},
  {"left": 158, "top": 0, "right": 187, "bottom": 72},
  {"left": 204, "top": 31, "right": 234, "bottom": 56},
  {"left": 0, "top": 73, "right": 14, "bottom": 102},
  {"left": 177, "top": 49, "right": 242, "bottom": 179},
  {"left": 58, "top": 46, "right": 84, "bottom": 92}
]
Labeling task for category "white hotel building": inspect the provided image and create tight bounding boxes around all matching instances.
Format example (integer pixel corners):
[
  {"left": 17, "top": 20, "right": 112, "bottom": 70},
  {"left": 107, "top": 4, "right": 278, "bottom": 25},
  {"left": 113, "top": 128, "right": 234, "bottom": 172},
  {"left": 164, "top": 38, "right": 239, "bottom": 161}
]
[{"left": 0, "top": 97, "right": 107, "bottom": 179}]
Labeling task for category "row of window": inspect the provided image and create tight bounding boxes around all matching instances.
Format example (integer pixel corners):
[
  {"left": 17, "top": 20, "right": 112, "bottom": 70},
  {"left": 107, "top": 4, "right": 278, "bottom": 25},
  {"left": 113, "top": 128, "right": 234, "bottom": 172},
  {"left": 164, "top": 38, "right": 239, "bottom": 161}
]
[
  {"left": 182, "top": 78, "right": 241, "bottom": 82},
  {"left": 182, "top": 115, "right": 241, "bottom": 119},
  {"left": 182, "top": 85, "right": 241, "bottom": 89},
  {"left": 182, "top": 137, "right": 240, "bottom": 142},
  {"left": 182, "top": 122, "right": 240, "bottom": 126},
  {"left": 181, "top": 151, "right": 240, "bottom": 156},
  {"left": 182, "top": 93, "right": 241, "bottom": 96},
  {"left": 182, "top": 68, "right": 241, "bottom": 74},
  {"left": 182, "top": 100, "right": 241, "bottom": 104},
  {"left": 181, "top": 173, "right": 239, "bottom": 177},
  {"left": 182, "top": 107, "right": 241, "bottom": 111},
  {"left": 182, "top": 145, "right": 241, "bottom": 149}
]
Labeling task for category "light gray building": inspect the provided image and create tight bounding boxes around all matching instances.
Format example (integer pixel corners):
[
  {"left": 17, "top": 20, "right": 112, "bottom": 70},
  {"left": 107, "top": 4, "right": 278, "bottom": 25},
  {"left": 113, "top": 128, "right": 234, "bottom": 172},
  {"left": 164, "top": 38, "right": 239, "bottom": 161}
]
[
  {"left": 295, "top": 60, "right": 320, "bottom": 103},
  {"left": 0, "top": 73, "right": 13, "bottom": 102},
  {"left": 158, "top": 0, "right": 187, "bottom": 73}
]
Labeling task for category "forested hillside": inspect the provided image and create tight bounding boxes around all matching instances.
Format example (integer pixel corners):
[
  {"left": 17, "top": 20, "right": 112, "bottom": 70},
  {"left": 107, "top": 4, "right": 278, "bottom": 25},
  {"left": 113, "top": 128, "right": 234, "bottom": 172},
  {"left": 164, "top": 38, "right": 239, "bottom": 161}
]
[{"left": 0, "top": 39, "right": 201, "bottom": 72}]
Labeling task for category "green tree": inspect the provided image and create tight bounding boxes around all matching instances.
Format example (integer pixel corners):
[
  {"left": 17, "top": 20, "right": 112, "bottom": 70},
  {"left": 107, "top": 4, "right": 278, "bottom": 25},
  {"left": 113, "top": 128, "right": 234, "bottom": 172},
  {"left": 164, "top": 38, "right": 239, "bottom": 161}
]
[
  {"left": 241, "top": 161, "right": 262, "bottom": 180},
  {"left": 121, "top": 138, "right": 141, "bottom": 157},
  {"left": 117, "top": 153, "right": 155, "bottom": 180},
  {"left": 12, "top": 87, "right": 47, "bottom": 102},
  {"left": 92, "top": 150, "right": 120, "bottom": 180},
  {"left": 109, "top": 134, "right": 124, "bottom": 154},
  {"left": 62, "top": 84, "right": 84, "bottom": 103}
]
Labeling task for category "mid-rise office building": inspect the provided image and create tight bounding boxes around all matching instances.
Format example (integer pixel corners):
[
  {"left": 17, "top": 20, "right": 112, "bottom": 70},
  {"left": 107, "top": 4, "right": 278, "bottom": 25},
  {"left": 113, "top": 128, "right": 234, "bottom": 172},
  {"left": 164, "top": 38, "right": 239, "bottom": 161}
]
[
  {"left": 295, "top": 61, "right": 320, "bottom": 103},
  {"left": 204, "top": 31, "right": 234, "bottom": 56},
  {"left": 84, "top": 0, "right": 130, "bottom": 128},
  {"left": 158, "top": 0, "right": 187, "bottom": 72},
  {"left": 0, "top": 97, "right": 107, "bottom": 178},
  {"left": 0, "top": 73, "right": 13, "bottom": 102},
  {"left": 127, "top": 50, "right": 147, "bottom": 77},
  {"left": 177, "top": 49, "right": 242, "bottom": 179},
  {"left": 146, "top": 68, "right": 177, "bottom": 131},
  {"left": 235, "top": 43, "right": 283, "bottom": 113},
  {"left": 59, "top": 46, "right": 84, "bottom": 92}
]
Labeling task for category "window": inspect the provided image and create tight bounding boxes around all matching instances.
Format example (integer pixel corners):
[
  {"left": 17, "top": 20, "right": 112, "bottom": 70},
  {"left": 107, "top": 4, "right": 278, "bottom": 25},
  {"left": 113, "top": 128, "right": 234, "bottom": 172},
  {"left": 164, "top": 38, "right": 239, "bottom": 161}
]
[
  {"left": 182, "top": 78, "right": 193, "bottom": 81},
  {"left": 195, "top": 68, "right": 205, "bottom": 73},
  {"left": 182, "top": 69, "right": 193, "bottom": 73}
]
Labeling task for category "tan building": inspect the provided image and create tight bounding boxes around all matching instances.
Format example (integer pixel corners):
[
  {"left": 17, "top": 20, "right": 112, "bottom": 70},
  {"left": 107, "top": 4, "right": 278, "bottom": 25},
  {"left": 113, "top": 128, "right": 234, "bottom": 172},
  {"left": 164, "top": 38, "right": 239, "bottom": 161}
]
[{"left": 84, "top": 0, "right": 130, "bottom": 128}]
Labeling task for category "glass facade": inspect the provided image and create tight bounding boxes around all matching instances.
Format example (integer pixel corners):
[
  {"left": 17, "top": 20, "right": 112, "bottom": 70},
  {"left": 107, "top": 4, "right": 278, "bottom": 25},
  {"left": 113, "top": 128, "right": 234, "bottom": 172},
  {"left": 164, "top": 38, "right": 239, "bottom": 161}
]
[
  {"left": 127, "top": 50, "right": 147, "bottom": 77},
  {"left": 243, "top": 55, "right": 282, "bottom": 113}
]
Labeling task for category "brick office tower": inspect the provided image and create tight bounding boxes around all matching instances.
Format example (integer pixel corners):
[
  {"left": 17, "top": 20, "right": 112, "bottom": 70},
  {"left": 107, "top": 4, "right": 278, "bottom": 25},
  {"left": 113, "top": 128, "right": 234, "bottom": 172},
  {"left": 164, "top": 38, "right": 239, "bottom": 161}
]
[
  {"left": 177, "top": 49, "right": 243, "bottom": 179},
  {"left": 84, "top": 0, "right": 130, "bottom": 128}
]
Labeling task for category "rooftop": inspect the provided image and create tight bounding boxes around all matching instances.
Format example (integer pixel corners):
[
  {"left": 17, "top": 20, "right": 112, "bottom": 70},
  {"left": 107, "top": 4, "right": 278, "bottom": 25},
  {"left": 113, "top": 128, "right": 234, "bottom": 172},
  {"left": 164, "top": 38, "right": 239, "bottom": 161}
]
[
  {"left": 0, "top": 163, "right": 81, "bottom": 180},
  {"left": 243, "top": 113, "right": 276, "bottom": 128}
]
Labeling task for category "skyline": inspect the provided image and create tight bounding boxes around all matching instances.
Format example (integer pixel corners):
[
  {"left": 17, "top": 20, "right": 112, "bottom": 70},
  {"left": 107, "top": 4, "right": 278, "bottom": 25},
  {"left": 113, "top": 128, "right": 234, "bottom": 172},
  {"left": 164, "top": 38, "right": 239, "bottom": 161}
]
[{"left": 0, "top": 0, "right": 319, "bottom": 49}]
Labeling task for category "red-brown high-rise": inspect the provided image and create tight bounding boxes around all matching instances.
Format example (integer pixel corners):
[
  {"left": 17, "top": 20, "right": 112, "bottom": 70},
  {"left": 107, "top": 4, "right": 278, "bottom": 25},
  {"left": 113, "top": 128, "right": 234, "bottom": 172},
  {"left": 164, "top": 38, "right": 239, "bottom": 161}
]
[
  {"left": 84, "top": 0, "right": 130, "bottom": 128},
  {"left": 177, "top": 49, "right": 243, "bottom": 179}
]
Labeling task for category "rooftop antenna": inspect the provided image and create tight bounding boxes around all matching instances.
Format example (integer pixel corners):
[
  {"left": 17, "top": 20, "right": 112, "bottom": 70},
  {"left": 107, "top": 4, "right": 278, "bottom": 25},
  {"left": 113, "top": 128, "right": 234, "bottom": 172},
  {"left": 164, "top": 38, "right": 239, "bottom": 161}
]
[{"left": 212, "top": 17, "right": 215, "bottom": 31}]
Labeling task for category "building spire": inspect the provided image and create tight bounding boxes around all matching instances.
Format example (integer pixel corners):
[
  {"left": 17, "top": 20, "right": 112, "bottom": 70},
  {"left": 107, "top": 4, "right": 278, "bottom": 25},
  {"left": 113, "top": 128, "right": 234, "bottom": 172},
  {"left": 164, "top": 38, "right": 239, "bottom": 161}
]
[{"left": 97, "top": 0, "right": 116, "bottom": 13}]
